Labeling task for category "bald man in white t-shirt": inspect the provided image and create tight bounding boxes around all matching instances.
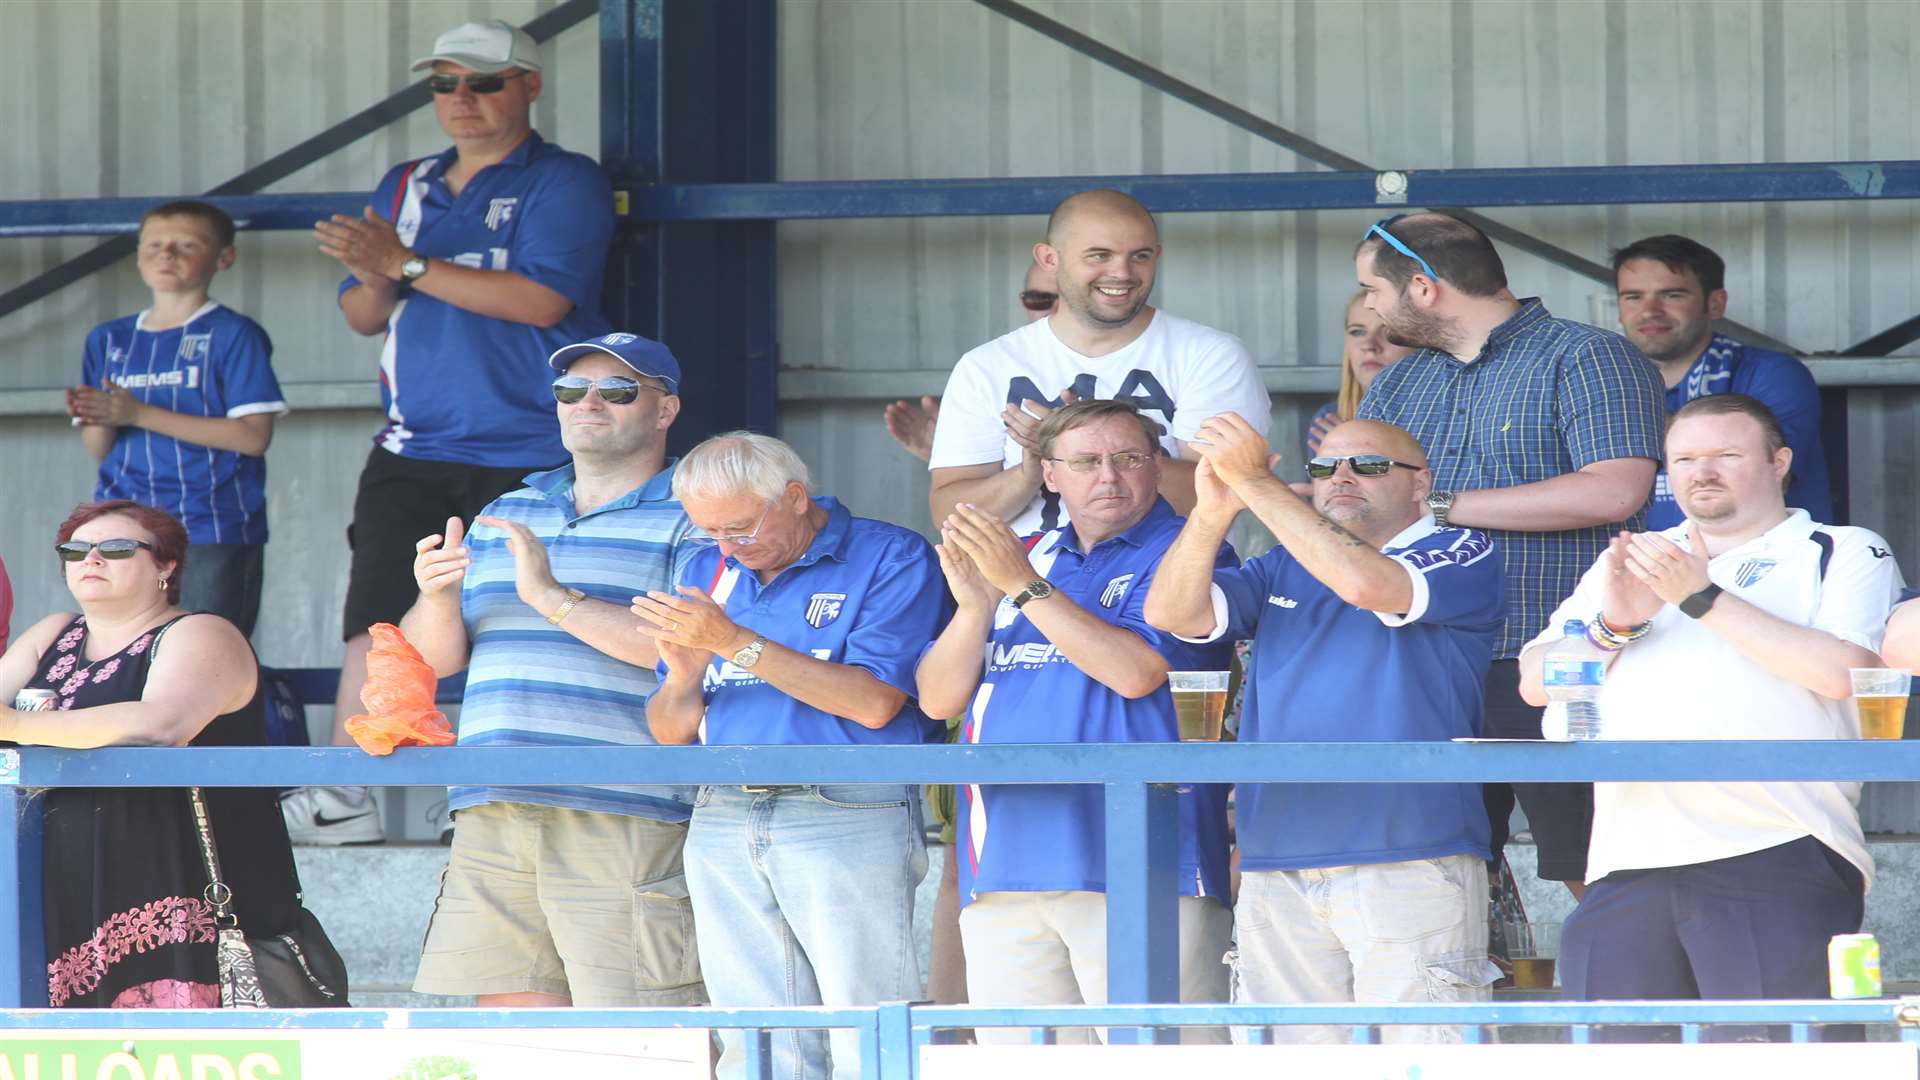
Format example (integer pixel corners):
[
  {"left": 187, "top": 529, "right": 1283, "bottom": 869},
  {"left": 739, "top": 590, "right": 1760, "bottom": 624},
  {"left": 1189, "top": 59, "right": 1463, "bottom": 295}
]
[{"left": 929, "top": 190, "right": 1272, "bottom": 535}]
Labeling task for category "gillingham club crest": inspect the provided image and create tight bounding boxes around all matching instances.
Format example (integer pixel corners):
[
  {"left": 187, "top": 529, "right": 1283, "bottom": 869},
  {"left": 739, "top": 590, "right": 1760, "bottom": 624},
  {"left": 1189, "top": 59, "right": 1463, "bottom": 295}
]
[{"left": 805, "top": 592, "right": 847, "bottom": 628}]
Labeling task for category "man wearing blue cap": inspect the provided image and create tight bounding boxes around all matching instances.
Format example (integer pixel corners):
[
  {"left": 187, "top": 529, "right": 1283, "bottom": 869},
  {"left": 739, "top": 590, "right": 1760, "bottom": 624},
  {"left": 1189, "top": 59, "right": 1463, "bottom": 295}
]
[{"left": 397, "top": 332, "right": 706, "bottom": 1008}]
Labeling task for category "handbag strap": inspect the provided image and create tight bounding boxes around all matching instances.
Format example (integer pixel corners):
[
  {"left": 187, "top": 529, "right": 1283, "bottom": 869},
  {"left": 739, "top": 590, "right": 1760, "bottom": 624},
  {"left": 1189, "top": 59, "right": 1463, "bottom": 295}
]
[{"left": 188, "top": 786, "right": 240, "bottom": 929}]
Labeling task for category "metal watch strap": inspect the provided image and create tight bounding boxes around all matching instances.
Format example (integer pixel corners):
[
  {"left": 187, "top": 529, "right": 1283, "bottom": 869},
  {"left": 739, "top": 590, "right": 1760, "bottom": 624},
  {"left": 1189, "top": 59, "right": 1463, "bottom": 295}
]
[
  {"left": 1426, "top": 490, "right": 1455, "bottom": 528},
  {"left": 547, "top": 587, "right": 587, "bottom": 625},
  {"left": 732, "top": 634, "right": 768, "bottom": 669},
  {"left": 1679, "top": 582, "right": 1724, "bottom": 620}
]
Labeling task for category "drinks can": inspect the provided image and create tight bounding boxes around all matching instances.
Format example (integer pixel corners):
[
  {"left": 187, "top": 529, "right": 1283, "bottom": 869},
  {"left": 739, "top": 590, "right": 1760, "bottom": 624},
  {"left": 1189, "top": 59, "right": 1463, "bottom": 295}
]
[
  {"left": 1829, "top": 933, "right": 1882, "bottom": 999},
  {"left": 12, "top": 689, "right": 56, "bottom": 712}
]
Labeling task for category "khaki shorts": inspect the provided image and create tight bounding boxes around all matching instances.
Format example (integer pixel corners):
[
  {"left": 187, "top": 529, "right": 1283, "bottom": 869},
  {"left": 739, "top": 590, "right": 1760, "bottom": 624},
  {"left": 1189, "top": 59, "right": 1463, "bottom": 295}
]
[{"left": 414, "top": 802, "right": 705, "bottom": 1005}]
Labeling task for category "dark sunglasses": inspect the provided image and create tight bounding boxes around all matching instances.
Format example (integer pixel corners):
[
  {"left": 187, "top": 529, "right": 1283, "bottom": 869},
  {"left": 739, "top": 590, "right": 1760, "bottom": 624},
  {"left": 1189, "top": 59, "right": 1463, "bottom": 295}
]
[
  {"left": 1019, "top": 289, "right": 1058, "bottom": 312},
  {"left": 56, "top": 538, "right": 156, "bottom": 562},
  {"left": 1364, "top": 215, "right": 1440, "bottom": 282},
  {"left": 426, "top": 70, "right": 527, "bottom": 95},
  {"left": 1305, "top": 454, "right": 1424, "bottom": 479},
  {"left": 552, "top": 374, "right": 665, "bottom": 406}
]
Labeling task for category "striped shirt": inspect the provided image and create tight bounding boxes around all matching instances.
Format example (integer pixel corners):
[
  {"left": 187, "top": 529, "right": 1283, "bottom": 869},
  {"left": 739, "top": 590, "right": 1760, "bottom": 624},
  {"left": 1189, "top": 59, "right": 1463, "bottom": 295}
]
[
  {"left": 451, "top": 460, "right": 696, "bottom": 821},
  {"left": 1357, "top": 299, "right": 1665, "bottom": 657},
  {"left": 83, "top": 302, "right": 287, "bottom": 544}
]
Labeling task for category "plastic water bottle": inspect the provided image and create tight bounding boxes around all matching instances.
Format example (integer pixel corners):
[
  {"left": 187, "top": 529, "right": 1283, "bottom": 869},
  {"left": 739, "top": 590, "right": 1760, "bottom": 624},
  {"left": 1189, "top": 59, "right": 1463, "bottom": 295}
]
[{"left": 1541, "top": 619, "right": 1606, "bottom": 742}]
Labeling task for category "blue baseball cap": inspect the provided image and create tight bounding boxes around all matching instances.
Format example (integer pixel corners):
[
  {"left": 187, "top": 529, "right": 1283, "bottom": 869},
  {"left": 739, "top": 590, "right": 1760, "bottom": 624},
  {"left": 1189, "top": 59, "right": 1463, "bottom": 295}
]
[{"left": 547, "top": 332, "right": 682, "bottom": 395}]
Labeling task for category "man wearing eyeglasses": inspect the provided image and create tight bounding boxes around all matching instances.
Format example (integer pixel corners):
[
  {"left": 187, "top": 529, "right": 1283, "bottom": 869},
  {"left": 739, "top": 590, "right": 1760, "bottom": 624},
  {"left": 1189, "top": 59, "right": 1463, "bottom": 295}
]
[
  {"left": 915, "top": 399, "right": 1234, "bottom": 1044},
  {"left": 1143, "top": 414, "right": 1504, "bottom": 1042},
  {"left": 1353, "top": 213, "right": 1665, "bottom": 895},
  {"left": 928, "top": 189, "right": 1271, "bottom": 536},
  {"left": 637, "top": 432, "right": 945, "bottom": 1080},
  {"left": 398, "top": 332, "right": 704, "bottom": 1011},
  {"left": 298, "top": 19, "right": 617, "bottom": 843}
]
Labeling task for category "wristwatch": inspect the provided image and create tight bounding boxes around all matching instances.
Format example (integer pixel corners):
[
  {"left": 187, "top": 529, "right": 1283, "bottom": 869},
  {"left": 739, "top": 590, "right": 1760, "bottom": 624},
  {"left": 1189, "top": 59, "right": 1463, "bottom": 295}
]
[
  {"left": 1679, "top": 583, "right": 1724, "bottom": 620},
  {"left": 1010, "top": 579, "right": 1055, "bottom": 609},
  {"left": 731, "top": 633, "right": 768, "bottom": 669},
  {"left": 400, "top": 253, "right": 430, "bottom": 282},
  {"left": 1426, "top": 490, "right": 1456, "bottom": 528},
  {"left": 546, "top": 587, "right": 586, "bottom": 625}
]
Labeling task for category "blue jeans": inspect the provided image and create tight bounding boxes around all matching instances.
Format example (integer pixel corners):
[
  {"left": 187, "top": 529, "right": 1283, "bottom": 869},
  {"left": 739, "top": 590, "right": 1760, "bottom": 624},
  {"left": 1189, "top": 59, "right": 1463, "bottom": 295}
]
[
  {"left": 686, "top": 784, "right": 927, "bottom": 1080},
  {"left": 180, "top": 542, "right": 263, "bottom": 639}
]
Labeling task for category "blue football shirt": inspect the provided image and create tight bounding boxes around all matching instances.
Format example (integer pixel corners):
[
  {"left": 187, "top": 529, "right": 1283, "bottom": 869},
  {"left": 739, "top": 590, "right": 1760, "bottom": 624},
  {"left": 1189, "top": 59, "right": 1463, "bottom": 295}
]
[
  {"left": 955, "top": 499, "right": 1234, "bottom": 904},
  {"left": 82, "top": 302, "right": 286, "bottom": 545},
  {"left": 340, "top": 132, "right": 614, "bottom": 468},
  {"left": 1647, "top": 334, "right": 1832, "bottom": 529},
  {"left": 1208, "top": 517, "right": 1504, "bottom": 871},
  {"left": 672, "top": 498, "right": 947, "bottom": 746}
]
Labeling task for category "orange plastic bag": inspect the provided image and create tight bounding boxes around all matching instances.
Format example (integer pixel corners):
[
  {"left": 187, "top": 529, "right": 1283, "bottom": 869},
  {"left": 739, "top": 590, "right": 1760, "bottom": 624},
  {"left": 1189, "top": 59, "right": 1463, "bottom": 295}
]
[{"left": 344, "top": 623, "right": 455, "bottom": 756}]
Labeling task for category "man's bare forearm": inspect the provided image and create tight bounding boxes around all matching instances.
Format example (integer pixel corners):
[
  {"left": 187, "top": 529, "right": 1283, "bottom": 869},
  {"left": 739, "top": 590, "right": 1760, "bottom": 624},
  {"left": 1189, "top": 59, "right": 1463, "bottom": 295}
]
[
  {"left": 1449, "top": 458, "right": 1658, "bottom": 532},
  {"left": 930, "top": 463, "right": 1041, "bottom": 527},
  {"left": 1142, "top": 511, "right": 1233, "bottom": 639},
  {"left": 1698, "top": 594, "right": 1880, "bottom": 700},
  {"left": 1238, "top": 475, "right": 1412, "bottom": 613},
  {"left": 916, "top": 609, "right": 992, "bottom": 719},
  {"left": 397, "top": 594, "right": 470, "bottom": 677},
  {"left": 409, "top": 263, "right": 574, "bottom": 327}
]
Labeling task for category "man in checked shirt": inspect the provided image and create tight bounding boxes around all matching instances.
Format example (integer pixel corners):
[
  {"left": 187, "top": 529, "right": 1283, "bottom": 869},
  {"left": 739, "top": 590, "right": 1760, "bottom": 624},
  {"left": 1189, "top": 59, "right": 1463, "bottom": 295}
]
[{"left": 1354, "top": 213, "right": 1665, "bottom": 897}]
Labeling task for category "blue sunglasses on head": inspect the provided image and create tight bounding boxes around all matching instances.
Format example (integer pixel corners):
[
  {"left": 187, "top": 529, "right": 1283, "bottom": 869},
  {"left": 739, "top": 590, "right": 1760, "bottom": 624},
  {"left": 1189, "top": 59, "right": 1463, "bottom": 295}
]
[{"left": 1364, "top": 215, "right": 1440, "bottom": 283}]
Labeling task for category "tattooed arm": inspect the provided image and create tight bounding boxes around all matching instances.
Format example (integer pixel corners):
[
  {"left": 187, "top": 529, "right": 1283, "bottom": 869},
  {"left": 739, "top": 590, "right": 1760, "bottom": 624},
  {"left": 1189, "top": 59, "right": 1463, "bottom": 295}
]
[{"left": 1191, "top": 411, "right": 1414, "bottom": 616}]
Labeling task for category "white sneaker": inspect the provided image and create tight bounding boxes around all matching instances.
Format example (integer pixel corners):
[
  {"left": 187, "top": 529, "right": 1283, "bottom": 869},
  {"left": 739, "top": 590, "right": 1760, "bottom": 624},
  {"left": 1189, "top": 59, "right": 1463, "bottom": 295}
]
[{"left": 281, "top": 786, "right": 386, "bottom": 845}]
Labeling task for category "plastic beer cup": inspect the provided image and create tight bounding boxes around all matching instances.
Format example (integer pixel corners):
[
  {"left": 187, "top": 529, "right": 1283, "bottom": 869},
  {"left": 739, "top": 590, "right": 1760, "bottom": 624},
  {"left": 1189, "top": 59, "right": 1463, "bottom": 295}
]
[
  {"left": 1848, "top": 668, "right": 1911, "bottom": 740},
  {"left": 1168, "top": 671, "right": 1230, "bottom": 742}
]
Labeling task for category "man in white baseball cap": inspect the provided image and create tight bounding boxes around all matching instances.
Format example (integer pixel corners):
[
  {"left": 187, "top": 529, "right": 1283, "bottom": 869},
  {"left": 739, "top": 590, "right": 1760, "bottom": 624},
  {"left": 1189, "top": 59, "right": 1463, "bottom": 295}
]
[
  {"left": 298, "top": 15, "right": 617, "bottom": 845},
  {"left": 410, "top": 18, "right": 543, "bottom": 74}
]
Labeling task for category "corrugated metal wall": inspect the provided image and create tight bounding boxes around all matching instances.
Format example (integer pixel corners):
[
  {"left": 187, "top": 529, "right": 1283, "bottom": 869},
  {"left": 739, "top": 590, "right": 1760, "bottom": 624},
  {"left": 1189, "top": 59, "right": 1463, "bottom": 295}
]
[{"left": 3, "top": 0, "right": 1918, "bottom": 818}]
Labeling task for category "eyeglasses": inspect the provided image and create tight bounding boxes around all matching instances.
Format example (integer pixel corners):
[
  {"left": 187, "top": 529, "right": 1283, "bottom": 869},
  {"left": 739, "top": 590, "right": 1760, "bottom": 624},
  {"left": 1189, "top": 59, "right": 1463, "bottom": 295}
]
[
  {"left": 687, "top": 502, "right": 775, "bottom": 547},
  {"left": 1048, "top": 451, "right": 1156, "bottom": 473},
  {"left": 1305, "top": 454, "right": 1424, "bottom": 479},
  {"left": 551, "top": 375, "right": 664, "bottom": 406},
  {"left": 1364, "top": 215, "right": 1440, "bottom": 283},
  {"left": 1019, "top": 289, "right": 1058, "bottom": 312},
  {"left": 426, "top": 70, "right": 528, "bottom": 95},
  {"left": 55, "top": 538, "right": 156, "bottom": 563}
]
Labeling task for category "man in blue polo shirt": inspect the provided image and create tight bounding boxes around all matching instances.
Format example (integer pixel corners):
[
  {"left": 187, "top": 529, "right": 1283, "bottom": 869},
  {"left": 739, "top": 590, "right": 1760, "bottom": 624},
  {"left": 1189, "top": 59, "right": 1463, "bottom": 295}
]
[
  {"left": 916, "top": 399, "right": 1234, "bottom": 1045},
  {"left": 397, "top": 333, "right": 702, "bottom": 1008},
  {"left": 299, "top": 18, "right": 615, "bottom": 842},
  {"left": 1145, "top": 412, "right": 1504, "bottom": 1044},
  {"left": 638, "top": 432, "right": 944, "bottom": 1080},
  {"left": 1613, "top": 234, "right": 1833, "bottom": 529}
]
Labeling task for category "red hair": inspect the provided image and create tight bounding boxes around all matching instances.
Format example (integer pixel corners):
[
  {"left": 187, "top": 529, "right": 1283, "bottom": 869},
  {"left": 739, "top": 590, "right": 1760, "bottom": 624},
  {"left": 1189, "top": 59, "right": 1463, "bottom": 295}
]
[{"left": 55, "top": 501, "right": 189, "bottom": 604}]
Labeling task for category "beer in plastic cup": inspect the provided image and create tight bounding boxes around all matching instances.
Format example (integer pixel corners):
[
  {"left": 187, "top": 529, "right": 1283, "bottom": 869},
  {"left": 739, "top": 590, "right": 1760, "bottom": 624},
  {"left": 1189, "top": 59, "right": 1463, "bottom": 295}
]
[
  {"left": 1848, "top": 668, "right": 1911, "bottom": 740},
  {"left": 1168, "top": 670, "right": 1229, "bottom": 742},
  {"left": 1502, "top": 919, "right": 1561, "bottom": 990}
]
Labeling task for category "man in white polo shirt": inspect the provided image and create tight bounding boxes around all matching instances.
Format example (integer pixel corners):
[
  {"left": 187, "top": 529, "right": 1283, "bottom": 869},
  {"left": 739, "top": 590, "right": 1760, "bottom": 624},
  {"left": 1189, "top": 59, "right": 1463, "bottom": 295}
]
[{"left": 1520, "top": 393, "right": 1903, "bottom": 1016}]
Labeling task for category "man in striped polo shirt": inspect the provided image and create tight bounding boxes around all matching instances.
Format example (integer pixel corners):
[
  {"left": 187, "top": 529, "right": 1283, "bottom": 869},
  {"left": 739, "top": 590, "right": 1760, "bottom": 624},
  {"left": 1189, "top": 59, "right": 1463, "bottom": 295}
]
[{"left": 398, "top": 332, "right": 703, "bottom": 1008}]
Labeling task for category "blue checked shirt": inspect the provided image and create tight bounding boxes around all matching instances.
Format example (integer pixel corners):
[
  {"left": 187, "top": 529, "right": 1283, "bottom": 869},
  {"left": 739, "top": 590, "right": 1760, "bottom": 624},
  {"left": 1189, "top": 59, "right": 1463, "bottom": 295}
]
[{"left": 1357, "top": 299, "right": 1665, "bottom": 657}]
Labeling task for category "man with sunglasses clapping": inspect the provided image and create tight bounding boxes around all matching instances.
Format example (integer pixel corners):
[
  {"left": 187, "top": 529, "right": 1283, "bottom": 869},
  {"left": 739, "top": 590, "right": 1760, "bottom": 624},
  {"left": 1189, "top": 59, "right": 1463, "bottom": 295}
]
[
  {"left": 299, "top": 19, "right": 618, "bottom": 843},
  {"left": 1145, "top": 415, "right": 1505, "bottom": 1042},
  {"left": 398, "top": 332, "right": 705, "bottom": 1011}
]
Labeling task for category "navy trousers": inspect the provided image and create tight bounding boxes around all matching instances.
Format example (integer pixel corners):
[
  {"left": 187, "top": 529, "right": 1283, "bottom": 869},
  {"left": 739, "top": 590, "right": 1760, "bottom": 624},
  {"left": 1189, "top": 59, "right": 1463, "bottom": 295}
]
[{"left": 1561, "top": 835, "right": 1865, "bottom": 1041}]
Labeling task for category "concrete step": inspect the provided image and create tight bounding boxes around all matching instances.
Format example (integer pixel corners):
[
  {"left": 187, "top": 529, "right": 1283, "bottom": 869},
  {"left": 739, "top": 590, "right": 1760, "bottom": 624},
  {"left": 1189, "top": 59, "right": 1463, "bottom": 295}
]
[{"left": 296, "top": 838, "right": 1920, "bottom": 1011}]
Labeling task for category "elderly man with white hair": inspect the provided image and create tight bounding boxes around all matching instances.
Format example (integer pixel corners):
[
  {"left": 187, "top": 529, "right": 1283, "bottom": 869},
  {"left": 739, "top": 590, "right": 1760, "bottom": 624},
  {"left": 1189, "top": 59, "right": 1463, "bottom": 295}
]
[{"left": 638, "top": 431, "right": 945, "bottom": 1080}]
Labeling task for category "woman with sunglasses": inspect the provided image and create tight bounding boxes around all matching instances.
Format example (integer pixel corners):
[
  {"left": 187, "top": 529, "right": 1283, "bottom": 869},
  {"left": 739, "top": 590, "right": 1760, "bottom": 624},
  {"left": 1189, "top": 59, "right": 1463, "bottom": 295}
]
[
  {"left": 1306, "top": 293, "right": 1414, "bottom": 455},
  {"left": 0, "top": 500, "right": 305, "bottom": 1008}
]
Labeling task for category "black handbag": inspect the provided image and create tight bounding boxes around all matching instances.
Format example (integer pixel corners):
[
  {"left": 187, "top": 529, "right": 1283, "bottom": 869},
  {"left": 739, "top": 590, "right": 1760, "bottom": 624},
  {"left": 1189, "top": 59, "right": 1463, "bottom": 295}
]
[{"left": 188, "top": 786, "right": 351, "bottom": 1007}]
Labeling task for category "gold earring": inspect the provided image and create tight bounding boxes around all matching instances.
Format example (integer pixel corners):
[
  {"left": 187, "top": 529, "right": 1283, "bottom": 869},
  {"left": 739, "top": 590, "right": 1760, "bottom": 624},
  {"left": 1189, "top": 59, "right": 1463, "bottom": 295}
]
[{"left": 158, "top": 579, "right": 168, "bottom": 592}]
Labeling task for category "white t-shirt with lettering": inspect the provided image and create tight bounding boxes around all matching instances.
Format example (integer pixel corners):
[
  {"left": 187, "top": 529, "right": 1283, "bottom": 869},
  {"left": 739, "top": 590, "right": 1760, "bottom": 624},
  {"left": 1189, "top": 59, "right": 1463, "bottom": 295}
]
[{"left": 929, "top": 309, "right": 1272, "bottom": 536}]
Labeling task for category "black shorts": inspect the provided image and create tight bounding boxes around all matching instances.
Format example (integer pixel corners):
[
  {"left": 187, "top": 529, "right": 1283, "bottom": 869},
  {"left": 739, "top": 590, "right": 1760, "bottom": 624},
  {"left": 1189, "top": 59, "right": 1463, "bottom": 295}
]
[
  {"left": 340, "top": 446, "right": 550, "bottom": 641},
  {"left": 1482, "top": 658, "right": 1593, "bottom": 883}
]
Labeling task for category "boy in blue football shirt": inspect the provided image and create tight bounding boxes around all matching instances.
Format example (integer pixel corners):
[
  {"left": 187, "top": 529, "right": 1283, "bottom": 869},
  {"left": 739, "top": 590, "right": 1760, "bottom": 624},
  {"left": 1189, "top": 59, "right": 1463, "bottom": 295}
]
[{"left": 68, "top": 201, "right": 286, "bottom": 638}]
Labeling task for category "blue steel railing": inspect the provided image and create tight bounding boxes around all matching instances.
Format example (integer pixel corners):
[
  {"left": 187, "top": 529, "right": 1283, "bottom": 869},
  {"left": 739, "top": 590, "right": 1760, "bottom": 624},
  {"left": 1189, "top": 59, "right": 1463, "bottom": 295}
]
[{"left": 4, "top": 741, "right": 1919, "bottom": 1074}]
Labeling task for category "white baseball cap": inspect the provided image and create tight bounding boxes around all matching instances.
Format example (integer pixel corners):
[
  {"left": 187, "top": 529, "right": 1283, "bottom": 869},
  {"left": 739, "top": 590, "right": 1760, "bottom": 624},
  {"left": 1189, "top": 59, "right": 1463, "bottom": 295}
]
[{"left": 410, "top": 19, "right": 542, "bottom": 75}]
